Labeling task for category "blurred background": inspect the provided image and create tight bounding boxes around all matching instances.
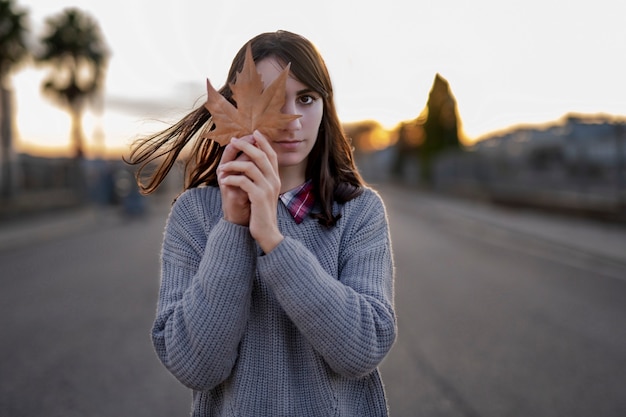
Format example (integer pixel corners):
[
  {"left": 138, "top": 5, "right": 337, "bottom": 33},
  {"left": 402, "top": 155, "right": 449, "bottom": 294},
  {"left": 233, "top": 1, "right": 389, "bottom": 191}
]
[{"left": 1, "top": 1, "right": 625, "bottom": 416}]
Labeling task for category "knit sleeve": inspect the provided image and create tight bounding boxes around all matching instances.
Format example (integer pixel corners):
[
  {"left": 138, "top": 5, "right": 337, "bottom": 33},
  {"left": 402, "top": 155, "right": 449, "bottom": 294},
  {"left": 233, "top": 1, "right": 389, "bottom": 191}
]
[
  {"left": 258, "top": 190, "right": 396, "bottom": 378},
  {"left": 151, "top": 189, "right": 257, "bottom": 391}
]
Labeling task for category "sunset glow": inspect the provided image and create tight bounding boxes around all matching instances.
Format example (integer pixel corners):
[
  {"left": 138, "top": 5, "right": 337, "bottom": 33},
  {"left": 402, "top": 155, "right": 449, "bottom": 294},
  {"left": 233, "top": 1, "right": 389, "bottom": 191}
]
[{"left": 11, "top": 0, "right": 626, "bottom": 157}]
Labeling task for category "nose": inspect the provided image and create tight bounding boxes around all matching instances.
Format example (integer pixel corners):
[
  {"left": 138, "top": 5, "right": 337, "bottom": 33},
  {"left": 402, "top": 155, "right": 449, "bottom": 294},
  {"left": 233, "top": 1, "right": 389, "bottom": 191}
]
[
  {"left": 281, "top": 98, "right": 297, "bottom": 115},
  {"left": 281, "top": 100, "right": 301, "bottom": 130}
]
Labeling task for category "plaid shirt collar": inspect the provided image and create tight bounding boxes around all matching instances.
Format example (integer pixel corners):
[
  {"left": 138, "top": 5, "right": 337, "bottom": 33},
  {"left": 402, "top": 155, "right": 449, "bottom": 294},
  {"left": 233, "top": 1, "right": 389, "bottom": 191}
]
[{"left": 279, "top": 180, "right": 314, "bottom": 224}]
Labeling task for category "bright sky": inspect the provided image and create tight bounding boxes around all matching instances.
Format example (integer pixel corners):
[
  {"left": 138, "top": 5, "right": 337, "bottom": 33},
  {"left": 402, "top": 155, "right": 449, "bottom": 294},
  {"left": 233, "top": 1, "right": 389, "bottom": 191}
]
[{"left": 12, "top": 0, "right": 626, "bottom": 156}]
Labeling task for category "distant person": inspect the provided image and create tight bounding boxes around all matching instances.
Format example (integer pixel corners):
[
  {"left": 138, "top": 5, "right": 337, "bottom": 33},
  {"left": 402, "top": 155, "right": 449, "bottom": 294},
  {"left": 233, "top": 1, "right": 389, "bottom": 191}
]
[{"left": 127, "top": 30, "right": 396, "bottom": 416}]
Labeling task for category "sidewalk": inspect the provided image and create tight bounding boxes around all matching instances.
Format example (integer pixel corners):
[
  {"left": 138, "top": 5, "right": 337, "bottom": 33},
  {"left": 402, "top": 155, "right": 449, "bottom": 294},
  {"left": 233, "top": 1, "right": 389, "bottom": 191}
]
[
  {"left": 3, "top": 184, "right": 626, "bottom": 272},
  {"left": 0, "top": 195, "right": 172, "bottom": 252},
  {"left": 0, "top": 205, "right": 118, "bottom": 252},
  {"left": 379, "top": 183, "right": 626, "bottom": 267}
]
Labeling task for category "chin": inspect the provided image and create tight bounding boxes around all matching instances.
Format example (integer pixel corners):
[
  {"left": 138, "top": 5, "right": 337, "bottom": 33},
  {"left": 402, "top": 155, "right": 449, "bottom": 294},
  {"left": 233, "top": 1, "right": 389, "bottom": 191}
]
[{"left": 278, "top": 155, "right": 307, "bottom": 168}]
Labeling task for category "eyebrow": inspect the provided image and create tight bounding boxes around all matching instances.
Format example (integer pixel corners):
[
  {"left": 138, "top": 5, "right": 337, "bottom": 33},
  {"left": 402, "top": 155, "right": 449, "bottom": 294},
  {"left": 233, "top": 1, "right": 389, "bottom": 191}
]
[{"left": 296, "top": 88, "right": 317, "bottom": 96}]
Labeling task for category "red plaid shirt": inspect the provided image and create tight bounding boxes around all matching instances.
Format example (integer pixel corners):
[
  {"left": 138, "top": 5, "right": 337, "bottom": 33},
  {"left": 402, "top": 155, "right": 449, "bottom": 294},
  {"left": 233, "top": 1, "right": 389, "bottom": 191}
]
[{"left": 279, "top": 180, "right": 314, "bottom": 224}]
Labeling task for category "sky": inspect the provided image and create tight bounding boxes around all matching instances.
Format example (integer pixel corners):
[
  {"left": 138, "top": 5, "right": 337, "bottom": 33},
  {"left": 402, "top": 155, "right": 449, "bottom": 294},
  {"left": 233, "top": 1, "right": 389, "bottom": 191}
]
[{"left": 11, "top": 0, "right": 626, "bottom": 157}]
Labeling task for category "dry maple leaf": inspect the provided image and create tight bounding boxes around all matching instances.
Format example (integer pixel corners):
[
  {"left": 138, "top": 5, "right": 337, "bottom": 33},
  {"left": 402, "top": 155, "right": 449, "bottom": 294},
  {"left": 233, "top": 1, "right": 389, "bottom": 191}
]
[{"left": 201, "top": 44, "right": 301, "bottom": 146}]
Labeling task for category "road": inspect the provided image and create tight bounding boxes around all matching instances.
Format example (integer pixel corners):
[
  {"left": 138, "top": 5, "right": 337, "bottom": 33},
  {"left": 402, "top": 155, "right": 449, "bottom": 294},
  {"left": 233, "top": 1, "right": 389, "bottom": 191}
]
[
  {"left": 377, "top": 184, "right": 626, "bottom": 417},
  {"left": 1, "top": 184, "right": 625, "bottom": 416}
]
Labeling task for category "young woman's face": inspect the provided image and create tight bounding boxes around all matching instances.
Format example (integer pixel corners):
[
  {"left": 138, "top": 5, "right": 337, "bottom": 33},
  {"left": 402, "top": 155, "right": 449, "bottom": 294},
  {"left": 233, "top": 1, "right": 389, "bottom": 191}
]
[{"left": 255, "top": 57, "right": 323, "bottom": 173}]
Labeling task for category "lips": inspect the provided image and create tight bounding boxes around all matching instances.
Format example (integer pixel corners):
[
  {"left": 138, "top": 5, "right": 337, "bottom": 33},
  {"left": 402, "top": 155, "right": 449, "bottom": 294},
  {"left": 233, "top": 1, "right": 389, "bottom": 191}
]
[{"left": 274, "top": 139, "right": 304, "bottom": 150}]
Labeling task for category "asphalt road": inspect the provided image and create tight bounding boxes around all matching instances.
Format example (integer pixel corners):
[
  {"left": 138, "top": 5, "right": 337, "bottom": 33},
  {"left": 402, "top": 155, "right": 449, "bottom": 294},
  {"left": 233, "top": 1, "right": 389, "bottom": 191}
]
[
  {"left": 377, "top": 184, "right": 626, "bottom": 417},
  {"left": 0, "top": 198, "right": 189, "bottom": 417},
  {"left": 1, "top": 184, "right": 625, "bottom": 416}
]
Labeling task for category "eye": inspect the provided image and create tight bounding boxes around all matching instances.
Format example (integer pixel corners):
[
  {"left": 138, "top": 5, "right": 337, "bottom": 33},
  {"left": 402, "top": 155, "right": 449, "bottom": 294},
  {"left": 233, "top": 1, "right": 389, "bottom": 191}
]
[{"left": 298, "top": 94, "right": 318, "bottom": 105}]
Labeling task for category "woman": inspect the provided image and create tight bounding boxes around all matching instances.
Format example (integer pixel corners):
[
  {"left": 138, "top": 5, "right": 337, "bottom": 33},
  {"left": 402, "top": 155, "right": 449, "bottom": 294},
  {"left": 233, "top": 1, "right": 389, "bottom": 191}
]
[{"left": 128, "top": 30, "right": 396, "bottom": 416}]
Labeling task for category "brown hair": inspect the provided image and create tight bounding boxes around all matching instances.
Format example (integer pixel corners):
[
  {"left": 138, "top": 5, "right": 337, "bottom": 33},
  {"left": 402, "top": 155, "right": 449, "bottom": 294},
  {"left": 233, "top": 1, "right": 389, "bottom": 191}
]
[{"left": 126, "top": 30, "right": 364, "bottom": 226}]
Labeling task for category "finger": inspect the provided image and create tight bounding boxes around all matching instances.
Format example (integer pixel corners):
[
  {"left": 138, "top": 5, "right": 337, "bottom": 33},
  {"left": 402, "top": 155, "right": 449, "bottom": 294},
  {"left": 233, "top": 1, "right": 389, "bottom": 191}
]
[
  {"left": 219, "top": 171, "right": 255, "bottom": 195},
  {"left": 252, "top": 130, "right": 278, "bottom": 169},
  {"left": 229, "top": 134, "right": 277, "bottom": 179},
  {"left": 220, "top": 142, "right": 240, "bottom": 164},
  {"left": 220, "top": 135, "right": 255, "bottom": 164},
  {"left": 229, "top": 136, "right": 263, "bottom": 158},
  {"left": 219, "top": 160, "right": 258, "bottom": 176},
  {"left": 219, "top": 160, "right": 271, "bottom": 190}
]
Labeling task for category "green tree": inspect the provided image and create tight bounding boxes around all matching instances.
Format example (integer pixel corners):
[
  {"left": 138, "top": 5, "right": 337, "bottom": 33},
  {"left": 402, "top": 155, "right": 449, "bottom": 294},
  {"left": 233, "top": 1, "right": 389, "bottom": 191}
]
[
  {"left": 420, "top": 73, "right": 461, "bottom": 184},
  {"left": 36, "top": 7, "right": 109, "bottom": 160},
  {"left": 0, "top": 0, "right": 29, "bottom": 200}
]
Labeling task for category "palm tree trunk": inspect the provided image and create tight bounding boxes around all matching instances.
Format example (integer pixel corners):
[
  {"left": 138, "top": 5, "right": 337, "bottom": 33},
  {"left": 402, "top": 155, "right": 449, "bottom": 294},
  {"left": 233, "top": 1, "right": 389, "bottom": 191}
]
[
  {"left": 69, "top": 107, "right": 88, "bottom": 202},
  {"left": 70, "top": 108, "right": 85, "bottom": 160}
]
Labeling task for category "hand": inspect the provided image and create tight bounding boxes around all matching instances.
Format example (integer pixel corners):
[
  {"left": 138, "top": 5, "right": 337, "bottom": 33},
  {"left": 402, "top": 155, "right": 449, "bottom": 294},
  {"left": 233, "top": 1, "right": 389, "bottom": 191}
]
[
  {"left": 217, "top": 131, "right": 284, "bottom": 253},
  {"left": 217, "top": 134, "right": 254, "bottom": 226}
]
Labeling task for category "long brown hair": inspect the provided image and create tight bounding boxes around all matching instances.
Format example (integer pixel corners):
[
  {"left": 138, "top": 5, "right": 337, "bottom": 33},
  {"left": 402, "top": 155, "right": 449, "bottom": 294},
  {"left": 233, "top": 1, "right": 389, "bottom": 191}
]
[{"left": 126, "top": 30, "right": 364, "bottom": 226}]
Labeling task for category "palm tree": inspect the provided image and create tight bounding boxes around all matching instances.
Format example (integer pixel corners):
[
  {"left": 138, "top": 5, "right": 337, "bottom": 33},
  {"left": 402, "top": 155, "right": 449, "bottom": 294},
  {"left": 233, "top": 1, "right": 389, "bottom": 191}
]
[
  {"left": 36, "top": 7, "right": 109, "bottom": 160},
  {"left": 0, "top": 0, "right": 29, "bottom": 200}
]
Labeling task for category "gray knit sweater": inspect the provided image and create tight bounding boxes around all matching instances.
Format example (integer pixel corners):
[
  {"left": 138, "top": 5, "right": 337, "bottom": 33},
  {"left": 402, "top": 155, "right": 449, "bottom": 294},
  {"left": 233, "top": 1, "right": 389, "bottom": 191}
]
[{"left": 152, "top": 185, "right": 396, "bottom": 416}]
